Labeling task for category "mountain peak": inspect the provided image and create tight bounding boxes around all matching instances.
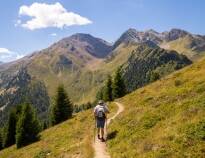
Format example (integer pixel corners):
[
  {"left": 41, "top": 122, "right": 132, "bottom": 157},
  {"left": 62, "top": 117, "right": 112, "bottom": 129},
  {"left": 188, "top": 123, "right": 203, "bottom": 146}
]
[
  {"left": 164, "top": 28, "right": 189, "bottom": 41},
  {"left": 113, "top": 28, "right": 162, "bottom": 49},
  {"left": 145, "top": 29, "right": 159, "bottom": 35},
  {"left": 50, "top": 33, "right": 112, "bottom": 58}
]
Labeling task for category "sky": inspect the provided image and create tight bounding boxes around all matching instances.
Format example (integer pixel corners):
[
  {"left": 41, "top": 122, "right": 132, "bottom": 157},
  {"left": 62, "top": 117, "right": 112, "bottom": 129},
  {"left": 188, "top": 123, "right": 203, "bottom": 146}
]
[{"left": 0, "top": 0, "right": 205, "bottom": 62}]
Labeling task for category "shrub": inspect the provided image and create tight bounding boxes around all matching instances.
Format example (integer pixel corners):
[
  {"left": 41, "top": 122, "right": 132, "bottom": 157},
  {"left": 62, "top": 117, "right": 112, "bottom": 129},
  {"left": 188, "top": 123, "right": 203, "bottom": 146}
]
[
  {"left": 175, "top": 80, "right": 182, "bottom": 86},
  {"left": 185, "top": 120, "right": 205, "bottom": 141},
  {"left": 141, "top": 113, "right": 162, "bottom": 129},
  {"left": 150, "top": 71, "right": 160, "bottom": 82},
  {"left": 34, "top": 149, "right": 51, "bottom": 158}
]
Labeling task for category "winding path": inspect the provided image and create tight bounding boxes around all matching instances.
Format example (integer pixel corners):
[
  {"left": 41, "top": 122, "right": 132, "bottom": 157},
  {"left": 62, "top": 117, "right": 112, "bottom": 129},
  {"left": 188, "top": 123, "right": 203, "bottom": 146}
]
[{"left": 93, "top": 102, "right": 124, "bottom": 158}]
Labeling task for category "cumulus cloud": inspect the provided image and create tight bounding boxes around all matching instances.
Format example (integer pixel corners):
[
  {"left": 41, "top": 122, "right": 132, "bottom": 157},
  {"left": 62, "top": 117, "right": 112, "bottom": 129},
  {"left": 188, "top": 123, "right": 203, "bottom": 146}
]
[
  {"left": 0, "top": 48, "right": 24, "bottom": 62},
  {"left": 50, "top": 33, "right": 57, "bottom": 36},
  {"left": 17, "top": 2, "right": 92, "bottom": 30}
]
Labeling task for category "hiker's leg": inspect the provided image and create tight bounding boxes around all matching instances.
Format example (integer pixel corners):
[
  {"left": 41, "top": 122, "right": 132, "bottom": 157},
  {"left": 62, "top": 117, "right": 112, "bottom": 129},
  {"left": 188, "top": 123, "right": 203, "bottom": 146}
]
[
  {"left": 97, "top": 128, "right": 100, "bottom": 135},
  {"left": 101, "top": 128, "right": 104, "bottom": 138}
]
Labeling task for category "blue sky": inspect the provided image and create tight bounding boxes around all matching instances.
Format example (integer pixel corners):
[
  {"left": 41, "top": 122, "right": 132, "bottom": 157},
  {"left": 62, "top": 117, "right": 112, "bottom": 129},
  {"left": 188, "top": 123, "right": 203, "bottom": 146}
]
[{"left": 0, "top": 0, "right": 205, "bottom": 62}]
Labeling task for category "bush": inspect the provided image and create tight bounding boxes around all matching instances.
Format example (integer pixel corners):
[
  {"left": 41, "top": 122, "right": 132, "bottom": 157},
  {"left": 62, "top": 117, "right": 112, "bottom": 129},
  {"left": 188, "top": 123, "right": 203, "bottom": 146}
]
[
  {"left": 141, "top": 113, "right": 162, "bottom": 129},
  {"left": 185, "top": 120, "right": 205, "bottom": 140},
  {"left": 150, "top": 71, "right": 160, "bottom": 82},
  {"left": 34, "top": 149, "right": 51, "bottom": 158},
  {"left": 175, "top": 80, "right": 182, "bottom": 86}
]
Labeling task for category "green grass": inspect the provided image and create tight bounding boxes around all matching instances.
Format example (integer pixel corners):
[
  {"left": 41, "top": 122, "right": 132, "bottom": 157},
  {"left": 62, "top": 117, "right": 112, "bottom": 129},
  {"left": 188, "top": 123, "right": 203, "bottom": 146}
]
[
  {"left": 0, "top": 102, "right": 117, "bottom": 158},
  {"left": 107, "top": 57, "right": 205, "bottom": 158},
  {"left": 161, "top": 36, "right": 205, "bottom": 61},
  {"left": 0, "top": 110, "right": 94, "bottom": 158}
]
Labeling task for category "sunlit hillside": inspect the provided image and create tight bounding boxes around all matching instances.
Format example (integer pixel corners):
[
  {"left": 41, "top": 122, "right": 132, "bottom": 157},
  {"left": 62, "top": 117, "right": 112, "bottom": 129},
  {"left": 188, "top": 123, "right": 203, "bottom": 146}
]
[{"left": 107, "top": 57, "right": 205, "bottom": 158}]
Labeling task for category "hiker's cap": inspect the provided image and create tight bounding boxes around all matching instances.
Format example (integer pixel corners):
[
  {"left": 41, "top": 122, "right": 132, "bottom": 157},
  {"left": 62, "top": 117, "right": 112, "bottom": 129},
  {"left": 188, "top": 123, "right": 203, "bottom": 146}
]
[{"left": 98, "top": 100, "right": 104, "bottom": 104}]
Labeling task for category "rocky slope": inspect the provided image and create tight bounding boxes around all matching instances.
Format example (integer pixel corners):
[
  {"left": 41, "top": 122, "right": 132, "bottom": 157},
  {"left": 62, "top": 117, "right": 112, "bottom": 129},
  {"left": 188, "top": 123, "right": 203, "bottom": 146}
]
[{"left": 115, "top": 28, "right": 205, "bottom": 60}]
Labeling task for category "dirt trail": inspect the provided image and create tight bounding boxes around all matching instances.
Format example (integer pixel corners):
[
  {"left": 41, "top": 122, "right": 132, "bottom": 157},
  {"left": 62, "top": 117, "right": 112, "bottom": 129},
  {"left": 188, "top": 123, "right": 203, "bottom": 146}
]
[{"left": 93, "top": 102, "right": 124, "bottom": 158}]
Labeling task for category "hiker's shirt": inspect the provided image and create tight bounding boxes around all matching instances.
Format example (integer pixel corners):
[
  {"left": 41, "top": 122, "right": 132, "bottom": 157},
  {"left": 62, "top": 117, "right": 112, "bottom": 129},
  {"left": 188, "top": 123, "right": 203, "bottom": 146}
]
[{"left": 94, "top": 104, "right": 109, "bottom": 120}]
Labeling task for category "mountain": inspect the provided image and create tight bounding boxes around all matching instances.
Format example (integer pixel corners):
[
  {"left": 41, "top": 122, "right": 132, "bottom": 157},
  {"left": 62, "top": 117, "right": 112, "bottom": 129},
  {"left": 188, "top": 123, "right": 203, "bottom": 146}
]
[
  {"left": 0, "top": 68, "right": 50, "bottom": 125},
  {"left": 114, "top": 28, "right": 205, "bottom": 60},
  {"left": 0, "top": 55, "right": 204, "bottom": 158},
  {"left": 113, "top": 28, "right": 162, "bottom": 49},
  {"left": 0, "top": 31, "right": 192, "bottom": 126},
  {"left": 66, "top": 33, "right": 112, "bottom": 58},
  {"left": 108, "top": 56, "right": 205, "bottom": 158}
]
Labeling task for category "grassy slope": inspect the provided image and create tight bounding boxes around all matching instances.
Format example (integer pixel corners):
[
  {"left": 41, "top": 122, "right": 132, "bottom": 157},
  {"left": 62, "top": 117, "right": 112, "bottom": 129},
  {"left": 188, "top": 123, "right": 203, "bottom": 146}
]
[
  {"left": 160, "top": 37, "right": 205, "bottom": 61},
  {"left": 0, "top": 103, "right": 117, "bottom": 158},
  {"left": 108, "top": 58, "right": 205, "bottom": 158},
  {"left": 0, "top": 110, "right": 94, "bottom": 158},
  {"left": 28, "top": 43, "right": 137, "bottom": 104}
]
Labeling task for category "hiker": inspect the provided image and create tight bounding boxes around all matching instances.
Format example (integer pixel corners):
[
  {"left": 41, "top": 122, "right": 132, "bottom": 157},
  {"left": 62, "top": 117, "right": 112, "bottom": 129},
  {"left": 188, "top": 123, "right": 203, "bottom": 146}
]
[{"left": 94, "top": 100, "right": 110, "bottom": 142}]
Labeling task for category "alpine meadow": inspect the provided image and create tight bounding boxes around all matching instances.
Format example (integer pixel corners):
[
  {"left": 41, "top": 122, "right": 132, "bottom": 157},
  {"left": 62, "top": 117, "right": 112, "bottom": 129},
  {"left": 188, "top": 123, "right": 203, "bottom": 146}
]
[{"left": 0, "top": 1, "right": 205, "bottom": 158}]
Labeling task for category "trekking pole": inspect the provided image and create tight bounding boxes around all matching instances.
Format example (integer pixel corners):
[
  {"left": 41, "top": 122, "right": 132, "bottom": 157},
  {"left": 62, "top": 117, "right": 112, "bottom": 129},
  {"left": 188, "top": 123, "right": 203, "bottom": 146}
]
[
  {"left": 94, "top": 117, "right": 96, "bottom": 142},
  {"left": 105, "top": 117, "right": 108, "bottom": 140}
]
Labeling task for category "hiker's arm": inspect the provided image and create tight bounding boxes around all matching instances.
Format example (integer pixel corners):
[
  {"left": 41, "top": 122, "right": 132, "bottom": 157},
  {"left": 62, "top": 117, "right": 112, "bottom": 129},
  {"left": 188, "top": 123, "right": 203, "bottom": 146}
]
[
  {"left": 93, "top": 107, "right": 97, "bottom": 119},
  {"left": 105, "top": 105, "right": 110, "bottom": 113}
]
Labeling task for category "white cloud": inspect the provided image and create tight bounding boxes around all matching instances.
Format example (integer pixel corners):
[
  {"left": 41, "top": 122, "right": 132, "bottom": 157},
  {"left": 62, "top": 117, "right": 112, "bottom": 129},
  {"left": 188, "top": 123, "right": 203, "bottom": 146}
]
[
  {"left": 51, "top": 33, "right": 57, "bottom": 36},
  {"left": 0, "top": 48, "right": 24, "bottom": 62},
  {"left": 17, "top": 2, "right": 92, "bottom": 30},
  {"left": 14, "top": 19, "right": 22, "bottom": 27},
  {"left": 0, "top": 48, "right": 10, "bottom": 54}
]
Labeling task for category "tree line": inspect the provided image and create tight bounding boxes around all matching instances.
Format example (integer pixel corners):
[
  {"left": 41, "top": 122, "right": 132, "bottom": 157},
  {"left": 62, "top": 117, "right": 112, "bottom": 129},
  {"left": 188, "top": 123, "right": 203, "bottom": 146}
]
[
  {"left": 0, "top": 84, "right": 73, "bottom": 150},
  {"left": 96, "top": 68, "right": 127, "bottom": 102}
]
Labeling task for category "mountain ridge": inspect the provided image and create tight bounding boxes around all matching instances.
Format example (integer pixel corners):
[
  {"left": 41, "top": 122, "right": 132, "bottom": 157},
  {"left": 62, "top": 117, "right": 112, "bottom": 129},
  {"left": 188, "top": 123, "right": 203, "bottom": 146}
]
[{"left": 0, "top": 29, "right": 195, "bottom": 126}]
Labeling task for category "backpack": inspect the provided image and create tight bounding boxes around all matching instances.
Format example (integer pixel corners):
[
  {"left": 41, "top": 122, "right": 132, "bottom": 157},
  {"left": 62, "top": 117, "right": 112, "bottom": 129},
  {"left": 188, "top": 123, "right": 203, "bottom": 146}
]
[{"left": 97, "top": 106, "right": 106, "bottom": 119}]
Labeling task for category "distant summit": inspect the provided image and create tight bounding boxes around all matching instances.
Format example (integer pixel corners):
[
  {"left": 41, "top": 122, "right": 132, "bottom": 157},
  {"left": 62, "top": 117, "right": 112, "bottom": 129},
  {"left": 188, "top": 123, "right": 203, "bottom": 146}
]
[
  {"left": 113, "top": 28, "right": 205, "bottom": 59},
  {"left": 55, "top": 33, "right": 112, "bottom": 58}
]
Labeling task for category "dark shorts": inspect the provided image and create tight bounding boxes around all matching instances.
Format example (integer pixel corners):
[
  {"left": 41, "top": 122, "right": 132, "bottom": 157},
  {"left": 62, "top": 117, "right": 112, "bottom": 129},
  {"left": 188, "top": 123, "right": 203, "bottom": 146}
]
[{"left": 96, "top": 119, "right": 105, "bottom": 128}]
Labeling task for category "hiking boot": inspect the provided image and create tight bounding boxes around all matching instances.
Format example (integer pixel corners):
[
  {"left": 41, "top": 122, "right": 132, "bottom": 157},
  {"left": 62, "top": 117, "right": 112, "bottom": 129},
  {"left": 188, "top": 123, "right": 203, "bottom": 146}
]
[
  {"left": 98, "top": 134, "right": 101, "bottom": 140},
  {"left": 101, "top": 137, "right": 105, "bottom": 142}
]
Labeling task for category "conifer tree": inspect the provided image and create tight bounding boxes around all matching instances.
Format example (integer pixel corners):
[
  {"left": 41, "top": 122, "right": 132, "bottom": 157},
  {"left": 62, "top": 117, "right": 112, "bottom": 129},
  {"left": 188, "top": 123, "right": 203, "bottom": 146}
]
[
  {"left": 16, "top": 103, "right": 40, "bottom": 148},
  {"left": 103, "top": 75, "right": 113, "bottom": 101},
  {"left": 50, "top": 85, "right": 73, "bottom": 126},
  {"left": 0, "top": 129, "right": 3, "bottom": 150},
  {"left": 3, "top": 109, "right": 17, "bottom": 148},
  {"left": 96, "top": 87, "right": 104, "bottom": 101},
  {"left": 150, "top": 71, "right": 160, "bottom": 82},
  {"left": 112, "top": 68, "right": 126, "bottom": 99}
]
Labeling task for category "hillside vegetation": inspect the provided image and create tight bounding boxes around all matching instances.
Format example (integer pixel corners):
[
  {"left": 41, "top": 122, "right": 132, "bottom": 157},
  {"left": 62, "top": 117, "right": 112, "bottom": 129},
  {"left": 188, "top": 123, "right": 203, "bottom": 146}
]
[
  {"left": 0, "top": 102, "right": 117, "bottom": 158},
  {"left": 107, "top": 58, "right": 205, "bottom": 158},
  {"left": 0, "top": 109, "right": 94, "bottom": 158}
]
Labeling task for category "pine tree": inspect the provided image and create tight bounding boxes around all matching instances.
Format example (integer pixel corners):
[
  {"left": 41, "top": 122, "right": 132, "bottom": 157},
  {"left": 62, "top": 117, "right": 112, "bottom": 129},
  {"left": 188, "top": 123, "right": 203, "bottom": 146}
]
[
  {"left": 3, "top": 109, "right": 17, "bottom": 148},
  {"left": 50, "top": 85, "right": 73, "bottom": 126},
  {"left": 150, "top": 71, "right": 160, "bottom": 82},
  {"left": 16, "top": 103, "right": 40, "bottom": 148},
  {"left": 0, "top": 129, "right": 3, "bottom": 150},
  {"left": 103, "top": 75, "right": 113, "bottom": 101},
  {"left": 96, "top": 87, "right": 104, "bottom": 101},
  {"left": 112, "top": 68, "right": 126, "bottom": 99}
]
